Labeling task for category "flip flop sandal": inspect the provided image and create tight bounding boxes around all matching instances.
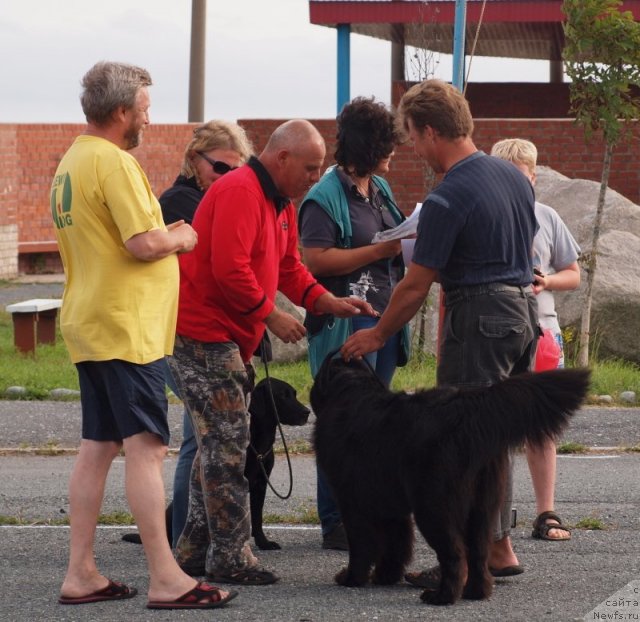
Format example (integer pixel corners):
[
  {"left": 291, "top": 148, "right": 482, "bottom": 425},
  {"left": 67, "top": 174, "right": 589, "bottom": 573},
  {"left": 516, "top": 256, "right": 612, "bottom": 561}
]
[
  {"left": 147, "top": 581, "right": 238, "bottom": 609},
  {"left": 59, "top": 579, "right": 138, "bottom": 605},
  {"left": 532, "top": 510, "right": 572, "bottom": 541},
  {"left": 206, "top": 567, "right": 279, "bottom": 586},
  {"left": 489, "top": 564, "right": 525, "bottom": 577}
]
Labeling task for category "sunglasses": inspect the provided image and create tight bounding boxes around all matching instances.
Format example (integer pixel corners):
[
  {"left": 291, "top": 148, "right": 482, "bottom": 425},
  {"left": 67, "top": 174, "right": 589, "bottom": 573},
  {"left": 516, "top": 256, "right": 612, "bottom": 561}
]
[{"left": 196, "top": 151, "right": 238, "bottom": 175}]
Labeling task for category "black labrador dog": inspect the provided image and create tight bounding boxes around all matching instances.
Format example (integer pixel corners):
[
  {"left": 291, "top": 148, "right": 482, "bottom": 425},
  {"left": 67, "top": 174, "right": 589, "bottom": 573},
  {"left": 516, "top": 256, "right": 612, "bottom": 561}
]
[
  {"left": 311, "top": 357, "right": 589, "bottom": 606},
  {"left": 246, "top": 377, "right": 310, "bottom": 549},
  {"left": 123, "top": 377, "right": 310, "bottom": 550}
]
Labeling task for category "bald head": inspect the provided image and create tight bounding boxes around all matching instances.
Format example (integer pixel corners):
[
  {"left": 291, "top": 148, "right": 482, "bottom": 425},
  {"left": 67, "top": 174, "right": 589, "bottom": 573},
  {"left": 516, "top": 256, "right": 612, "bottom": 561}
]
[
  {"left": 260, "top": 119, "right": 326, "bottom": 198},
  {"left": 262, "top": 119, "right": 324, "bottom": 154}
]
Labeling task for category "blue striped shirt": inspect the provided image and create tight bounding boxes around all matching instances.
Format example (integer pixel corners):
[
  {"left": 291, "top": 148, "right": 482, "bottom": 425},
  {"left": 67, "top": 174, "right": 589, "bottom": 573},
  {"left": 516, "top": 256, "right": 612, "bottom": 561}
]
[{"left": 412, "top": 151, "right": 537, "bottom": 291}]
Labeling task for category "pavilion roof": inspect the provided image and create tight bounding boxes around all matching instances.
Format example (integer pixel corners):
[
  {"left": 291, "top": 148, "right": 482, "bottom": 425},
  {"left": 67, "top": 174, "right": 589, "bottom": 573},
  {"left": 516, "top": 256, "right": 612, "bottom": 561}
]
[{"left": 308, "top": 1, "right": 640, "bottom": 60}]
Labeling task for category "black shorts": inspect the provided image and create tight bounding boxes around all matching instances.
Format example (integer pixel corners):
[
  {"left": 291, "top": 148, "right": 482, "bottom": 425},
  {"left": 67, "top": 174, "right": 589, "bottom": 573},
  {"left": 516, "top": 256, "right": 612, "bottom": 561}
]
[{"left": 76, "top": 358, "right": 170, "bottom": 445}]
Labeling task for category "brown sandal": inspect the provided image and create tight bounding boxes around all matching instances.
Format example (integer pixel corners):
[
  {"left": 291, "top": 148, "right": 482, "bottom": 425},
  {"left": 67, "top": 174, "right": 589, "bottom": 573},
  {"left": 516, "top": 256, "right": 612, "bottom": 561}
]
[
  {"left": 147, "top": 581, "right": 238, "bottom": 609},
  {"left": 59, "top": 579, "right": 137, "bottom": 605},
  {"left": 532, "top": 511, "right": 572, "bottom": 541}
]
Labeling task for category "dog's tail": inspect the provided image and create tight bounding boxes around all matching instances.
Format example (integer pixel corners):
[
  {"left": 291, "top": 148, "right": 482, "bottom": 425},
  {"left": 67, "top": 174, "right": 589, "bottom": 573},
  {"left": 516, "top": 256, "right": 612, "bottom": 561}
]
[{"left": 449, "top": 369, "right": 590, "bottom": 456}]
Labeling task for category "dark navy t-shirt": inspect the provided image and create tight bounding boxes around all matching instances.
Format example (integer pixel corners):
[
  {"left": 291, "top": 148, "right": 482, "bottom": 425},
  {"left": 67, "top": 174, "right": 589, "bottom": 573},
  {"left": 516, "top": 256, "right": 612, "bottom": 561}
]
[{"left": 412, "top": 151, "right": 537, "bottom": 291}]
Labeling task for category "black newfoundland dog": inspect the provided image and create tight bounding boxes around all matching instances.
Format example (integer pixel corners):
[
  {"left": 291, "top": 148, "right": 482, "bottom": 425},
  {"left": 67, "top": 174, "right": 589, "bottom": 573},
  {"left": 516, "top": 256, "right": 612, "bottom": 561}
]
[{"left": 311, "top": 357, "right": 589, "bottom": 605}]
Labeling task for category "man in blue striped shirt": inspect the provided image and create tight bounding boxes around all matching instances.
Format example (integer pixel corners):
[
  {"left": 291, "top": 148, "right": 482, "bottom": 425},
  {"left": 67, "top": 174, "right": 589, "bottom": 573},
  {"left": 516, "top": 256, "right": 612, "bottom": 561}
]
[{"left": 342, "top": 79, "right": 538, "bottom": 590}]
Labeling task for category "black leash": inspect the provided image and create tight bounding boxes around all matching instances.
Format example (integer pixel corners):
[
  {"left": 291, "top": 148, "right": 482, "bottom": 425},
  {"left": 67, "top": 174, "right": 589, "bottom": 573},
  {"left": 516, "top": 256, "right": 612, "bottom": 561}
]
[
  {"left": 326, "top": 347, "right": 387, "bottom": 390},
  {"left": 248, "top": 345, "right": 384, "bottom": 500},
  {"left": 247, "top": 339, "right": 295, "bottom": 500}
]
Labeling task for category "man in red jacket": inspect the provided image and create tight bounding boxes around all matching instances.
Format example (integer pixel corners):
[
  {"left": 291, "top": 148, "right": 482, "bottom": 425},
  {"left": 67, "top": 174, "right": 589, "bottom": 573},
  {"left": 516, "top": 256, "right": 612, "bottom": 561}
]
[{"left": 169, "top": 119, "right": 373, "bottom": 586}]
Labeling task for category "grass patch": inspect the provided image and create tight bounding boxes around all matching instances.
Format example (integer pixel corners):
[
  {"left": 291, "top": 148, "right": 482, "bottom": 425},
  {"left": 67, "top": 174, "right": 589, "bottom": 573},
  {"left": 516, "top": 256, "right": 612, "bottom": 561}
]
[
  {"left": 557, "top": 441, "right": 588, "bottom": 454},
  {"left": 274, "top": 439, "right": 313, "bottom": 455},
  {"left": 0, "top": 514, "right": 23, "bottom": 525},
  {"left": 1, "top": 308, "right": 639, "bottom": 405},
  {"left": 263, "top": 505, "right": 320, "bottom": 525},
  {"left": 34, "top": 440, "right": 64, "bottom": 456},
  {"left": 0, "top": 511, "right": 133, "bottom": 526},
  {"left": 0, "top": 514, "right": 70, "bottom": 526},
  {"left": 574, "top": 517, "right": 606, "bottom": 530},
  {"left": 97, "top": 511, "right": 135, "bottom": 525},
  {"left": 588, "top": 358, "right": 640, "bottom": 400},
  {"left": 0, "top": 311, "right": 78, "bottom": 399}
]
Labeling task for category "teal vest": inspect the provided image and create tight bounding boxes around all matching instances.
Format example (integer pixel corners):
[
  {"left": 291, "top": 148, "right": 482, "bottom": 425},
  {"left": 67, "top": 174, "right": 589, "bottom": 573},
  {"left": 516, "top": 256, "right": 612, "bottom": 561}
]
[{"left": 299, "top": 167, "right": 411, "bottom": 376}]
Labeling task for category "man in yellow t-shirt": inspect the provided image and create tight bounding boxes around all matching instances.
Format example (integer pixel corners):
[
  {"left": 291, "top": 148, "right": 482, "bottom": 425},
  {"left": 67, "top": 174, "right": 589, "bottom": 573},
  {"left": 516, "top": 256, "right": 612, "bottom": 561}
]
[
  {"left": 52, "top": 136, "right": 178, "bottom": 363},
  {"left": 51, "top": 61, "right": 236, "bottom": 611}
]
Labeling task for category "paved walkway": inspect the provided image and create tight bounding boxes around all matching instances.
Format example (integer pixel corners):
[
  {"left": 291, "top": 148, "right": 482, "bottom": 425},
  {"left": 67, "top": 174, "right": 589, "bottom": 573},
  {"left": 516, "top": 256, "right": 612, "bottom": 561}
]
[{"left": 1, "top": 398, "right": 640, "bottom": 622}]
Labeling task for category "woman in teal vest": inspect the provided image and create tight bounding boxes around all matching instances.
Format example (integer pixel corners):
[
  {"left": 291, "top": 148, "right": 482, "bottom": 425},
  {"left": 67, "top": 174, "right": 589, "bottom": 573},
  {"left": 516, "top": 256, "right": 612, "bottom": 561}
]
[{"left": 299, "top": 96, "right": 410, "bottom": 550}]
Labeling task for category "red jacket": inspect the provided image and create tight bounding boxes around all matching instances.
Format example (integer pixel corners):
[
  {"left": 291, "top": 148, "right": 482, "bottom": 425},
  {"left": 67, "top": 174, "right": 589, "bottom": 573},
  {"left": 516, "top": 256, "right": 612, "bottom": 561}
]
[{"left": 176, "top": 160, "right": 326, "bottom": 362}]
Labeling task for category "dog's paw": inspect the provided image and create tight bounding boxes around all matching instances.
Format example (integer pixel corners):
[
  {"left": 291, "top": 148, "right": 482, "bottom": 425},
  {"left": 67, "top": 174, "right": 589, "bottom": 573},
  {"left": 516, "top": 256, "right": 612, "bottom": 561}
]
[
  {"left": 335, "top": 567, "right": 367, "bottom": 587},
  {"left": 462, "top": 578, "right": 492, "bottom": 600},
  {"left": 420, "top": 588, "right": 457, "bottom": 606},
  {"left": 371, "top": 567, "right": 402, "bottom": 585}
]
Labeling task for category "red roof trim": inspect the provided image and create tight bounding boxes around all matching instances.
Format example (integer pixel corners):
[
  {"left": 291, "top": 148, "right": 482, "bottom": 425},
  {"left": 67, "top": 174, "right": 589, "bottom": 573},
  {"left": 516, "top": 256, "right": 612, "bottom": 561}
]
[{"left": 309, "top": 1, "right": 640, "bottom": 24}]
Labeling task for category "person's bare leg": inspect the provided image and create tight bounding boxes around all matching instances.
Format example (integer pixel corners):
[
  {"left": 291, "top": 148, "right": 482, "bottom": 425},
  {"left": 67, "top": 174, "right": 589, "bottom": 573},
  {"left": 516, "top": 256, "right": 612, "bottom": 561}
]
[
  {"left": 123, "top": 432, "right": 233, "bottom": 603},
  {"left": 526, "top": 439, "right": 570, "bottom": 539},
  {"left": 488, "top": 535, "right": 519, "bottom": 569},
  {"left": 60, "top": 439, "right": 121, "bottom": 598}
]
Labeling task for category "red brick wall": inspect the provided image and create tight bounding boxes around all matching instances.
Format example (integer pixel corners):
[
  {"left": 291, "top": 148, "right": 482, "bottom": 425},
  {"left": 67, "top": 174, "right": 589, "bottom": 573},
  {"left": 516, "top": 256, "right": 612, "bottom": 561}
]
[
  {"left": 0, "top": 125, "right": 18, "bottom": 223},
  {"left": 0, "top": 125, "right": 19, "bottom": 276},
  {"left": 4, "top": 118, "right": 640, "bottom": 273}
]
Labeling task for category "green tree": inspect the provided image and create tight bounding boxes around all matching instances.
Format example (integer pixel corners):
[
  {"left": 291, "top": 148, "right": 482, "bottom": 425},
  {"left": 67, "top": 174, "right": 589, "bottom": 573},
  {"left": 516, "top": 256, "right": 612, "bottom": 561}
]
[{"left": 562, "top": 0, "right": 640, "bottom": 366}]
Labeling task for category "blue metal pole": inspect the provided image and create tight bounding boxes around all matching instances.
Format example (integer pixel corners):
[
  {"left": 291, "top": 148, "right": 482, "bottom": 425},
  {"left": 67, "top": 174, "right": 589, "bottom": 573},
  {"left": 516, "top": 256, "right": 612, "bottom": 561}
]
[
  {"left": 337, "top": 24, "right": 351, "bottom": 113},
  {"left": 452, "top": 0, "right": 467, "bottom": 91}
]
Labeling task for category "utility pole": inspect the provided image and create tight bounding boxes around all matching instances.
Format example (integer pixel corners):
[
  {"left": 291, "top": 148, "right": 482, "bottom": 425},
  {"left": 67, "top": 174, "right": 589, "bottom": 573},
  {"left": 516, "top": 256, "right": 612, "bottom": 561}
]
[{"left": 188, "top": 0, "right": 206, "bottom": 122}]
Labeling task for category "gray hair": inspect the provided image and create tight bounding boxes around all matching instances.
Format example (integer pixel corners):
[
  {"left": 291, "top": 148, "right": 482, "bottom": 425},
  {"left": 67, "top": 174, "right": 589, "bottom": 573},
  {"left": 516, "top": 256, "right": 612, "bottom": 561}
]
[{"left": 80, "top": 61, "right": 152, "bottom": 126}]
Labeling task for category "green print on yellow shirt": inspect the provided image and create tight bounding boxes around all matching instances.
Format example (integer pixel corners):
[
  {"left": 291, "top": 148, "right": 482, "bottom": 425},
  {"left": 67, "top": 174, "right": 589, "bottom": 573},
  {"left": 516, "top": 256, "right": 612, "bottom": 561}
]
[{"left": 50, "top": 172, "right": 73, "bottom": 229}]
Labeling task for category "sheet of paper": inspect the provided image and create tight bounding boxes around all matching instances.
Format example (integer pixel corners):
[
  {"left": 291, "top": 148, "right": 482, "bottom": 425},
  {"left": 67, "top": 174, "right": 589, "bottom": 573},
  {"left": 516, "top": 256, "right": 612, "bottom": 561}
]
[
  {"left": 401, "top": 239, "right": 416, "bottom": 265},
  {"left": 371, "top": 202, "right": 423, "bottom": 243}
]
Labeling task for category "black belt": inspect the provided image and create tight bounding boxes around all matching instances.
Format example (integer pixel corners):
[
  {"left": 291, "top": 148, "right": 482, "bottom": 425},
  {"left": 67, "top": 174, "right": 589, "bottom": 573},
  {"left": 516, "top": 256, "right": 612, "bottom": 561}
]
[{"left": 445, "top": 282, "right": 533, "bottom": 305}]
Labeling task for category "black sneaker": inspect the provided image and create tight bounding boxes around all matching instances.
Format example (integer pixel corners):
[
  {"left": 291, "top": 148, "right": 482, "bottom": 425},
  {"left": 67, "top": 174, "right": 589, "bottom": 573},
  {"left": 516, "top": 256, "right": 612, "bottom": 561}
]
[
  {"left": 121, "top": 532, "right": 142, "bottom": 544},
  {"left": 322, "top": 523, "right": 349, "bottom": 550}
]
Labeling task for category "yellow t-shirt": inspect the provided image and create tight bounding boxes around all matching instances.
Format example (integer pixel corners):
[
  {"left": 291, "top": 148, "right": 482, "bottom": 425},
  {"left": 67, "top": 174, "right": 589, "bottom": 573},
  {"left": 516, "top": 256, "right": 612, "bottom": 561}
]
[{"left": 50, "top": 135, "right": 178, "bottom": 364}]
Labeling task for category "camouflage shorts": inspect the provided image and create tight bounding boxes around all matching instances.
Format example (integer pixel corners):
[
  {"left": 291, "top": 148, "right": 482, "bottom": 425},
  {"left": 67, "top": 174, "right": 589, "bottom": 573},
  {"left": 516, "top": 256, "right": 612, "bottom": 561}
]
[{"left": 168, "top": 336, "right": 257, "bottom": 573}]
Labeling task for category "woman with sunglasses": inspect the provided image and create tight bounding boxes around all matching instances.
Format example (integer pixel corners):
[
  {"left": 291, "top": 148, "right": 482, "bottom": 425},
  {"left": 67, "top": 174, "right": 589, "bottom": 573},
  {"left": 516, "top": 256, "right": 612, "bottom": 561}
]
[
  {"left": 160, "top": 121, "right": 253, "bottom": 547},
  {"left": 160, "top": 120, "right": 252, "bottom": 226}
]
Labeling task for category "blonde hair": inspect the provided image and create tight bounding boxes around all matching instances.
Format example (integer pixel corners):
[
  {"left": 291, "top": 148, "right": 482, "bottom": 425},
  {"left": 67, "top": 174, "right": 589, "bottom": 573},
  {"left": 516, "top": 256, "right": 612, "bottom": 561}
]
[
  {"left": 181, "top": 120, "right": 254, "bottom": 178},
  {"left": 490, "top": 138, "right": 538, "bottom": 176}
]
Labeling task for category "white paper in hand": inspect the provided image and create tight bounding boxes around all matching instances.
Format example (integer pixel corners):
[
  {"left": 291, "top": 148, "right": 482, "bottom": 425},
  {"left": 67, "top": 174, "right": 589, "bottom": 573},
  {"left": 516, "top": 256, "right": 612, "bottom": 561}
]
[{"left": 371, "top": 202, "right": 423, "bottom": 243}]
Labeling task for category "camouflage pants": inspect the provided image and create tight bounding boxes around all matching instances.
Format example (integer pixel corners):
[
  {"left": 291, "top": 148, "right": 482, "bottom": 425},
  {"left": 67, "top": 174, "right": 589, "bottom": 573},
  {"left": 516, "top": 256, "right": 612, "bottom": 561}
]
[{"left": 168, "top": 336, "right": 256, "bottom": 574}]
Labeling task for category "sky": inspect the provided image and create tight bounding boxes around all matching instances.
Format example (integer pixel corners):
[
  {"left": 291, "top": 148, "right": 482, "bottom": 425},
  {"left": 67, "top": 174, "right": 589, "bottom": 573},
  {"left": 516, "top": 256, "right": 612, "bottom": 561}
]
[{"left": 0, "top": 0, "right": 551, "bottom": 124}]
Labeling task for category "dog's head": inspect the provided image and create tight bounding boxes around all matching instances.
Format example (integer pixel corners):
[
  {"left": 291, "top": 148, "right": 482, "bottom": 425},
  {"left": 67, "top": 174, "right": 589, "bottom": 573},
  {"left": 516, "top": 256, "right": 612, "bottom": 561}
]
[
  {"left": 310, "top": 355, "right": 382, "bottom": 417},
  {"left": 251, "top": 377, "right": 310, "bottom": 426}
]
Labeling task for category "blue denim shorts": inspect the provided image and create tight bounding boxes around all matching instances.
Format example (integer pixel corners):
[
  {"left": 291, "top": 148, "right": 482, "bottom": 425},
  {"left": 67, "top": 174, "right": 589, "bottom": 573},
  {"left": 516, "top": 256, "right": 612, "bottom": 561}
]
[
  {"left": 438, "top": 283, "right": 538, "bottom": 387},
  {"left": 76, "top": 358, "right": 170, "bottom": 445}
]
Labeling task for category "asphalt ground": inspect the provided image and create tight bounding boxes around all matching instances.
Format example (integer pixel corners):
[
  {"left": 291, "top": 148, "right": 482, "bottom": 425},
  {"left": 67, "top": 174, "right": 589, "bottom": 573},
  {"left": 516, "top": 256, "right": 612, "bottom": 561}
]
[
  {"left": 2, "top": 278, "right": 640, "bottom": 621},
  {"left": 1, "top": 398, "right": 640, "bottom": 622}
]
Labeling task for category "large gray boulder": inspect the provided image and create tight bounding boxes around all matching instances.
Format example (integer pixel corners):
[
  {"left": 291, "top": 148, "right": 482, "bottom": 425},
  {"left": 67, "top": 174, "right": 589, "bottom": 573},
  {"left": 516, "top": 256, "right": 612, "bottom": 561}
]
[
  {"left": 252, "top": 292, "right": 308, "bottom": 365},
  {"left": 535, "top": 166, "right": 640, "bottom": 364}
]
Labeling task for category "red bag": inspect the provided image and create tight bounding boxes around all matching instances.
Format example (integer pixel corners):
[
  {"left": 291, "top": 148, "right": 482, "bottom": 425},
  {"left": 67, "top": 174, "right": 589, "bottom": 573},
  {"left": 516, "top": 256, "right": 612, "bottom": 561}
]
[{"left": 535, "top": 329, "right": 561, "bottom": 372}]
